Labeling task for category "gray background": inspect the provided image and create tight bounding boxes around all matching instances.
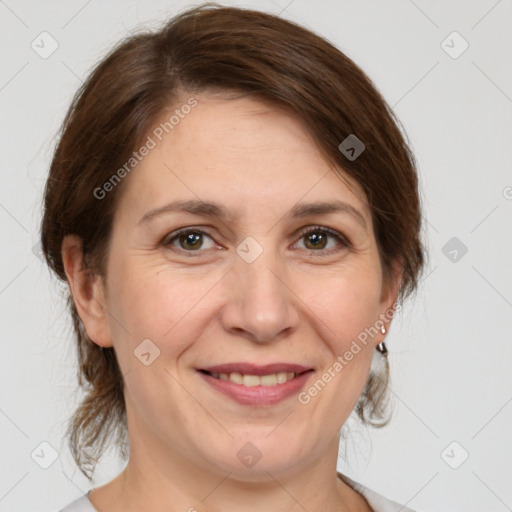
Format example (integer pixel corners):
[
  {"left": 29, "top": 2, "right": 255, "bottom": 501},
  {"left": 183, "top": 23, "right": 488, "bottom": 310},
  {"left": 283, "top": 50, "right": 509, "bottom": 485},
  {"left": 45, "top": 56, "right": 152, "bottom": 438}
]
[{"left": 1, "top": 0, "right": 511, "bottom": 511}]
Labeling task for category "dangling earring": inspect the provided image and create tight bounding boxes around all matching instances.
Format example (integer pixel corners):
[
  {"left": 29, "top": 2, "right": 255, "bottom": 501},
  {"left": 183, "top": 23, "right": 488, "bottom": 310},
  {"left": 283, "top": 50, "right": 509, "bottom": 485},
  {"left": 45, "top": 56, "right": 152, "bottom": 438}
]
[{"left": 376, "top": 325, "right": 387, "bottom": 356}]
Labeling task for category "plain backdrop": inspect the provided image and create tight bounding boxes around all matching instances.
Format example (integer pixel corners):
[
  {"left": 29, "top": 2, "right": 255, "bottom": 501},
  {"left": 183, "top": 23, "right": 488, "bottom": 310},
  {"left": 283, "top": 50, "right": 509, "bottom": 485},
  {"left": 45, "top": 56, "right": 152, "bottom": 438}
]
[{"left": 1, "top": 1, "right": 511, "bottom": 511}]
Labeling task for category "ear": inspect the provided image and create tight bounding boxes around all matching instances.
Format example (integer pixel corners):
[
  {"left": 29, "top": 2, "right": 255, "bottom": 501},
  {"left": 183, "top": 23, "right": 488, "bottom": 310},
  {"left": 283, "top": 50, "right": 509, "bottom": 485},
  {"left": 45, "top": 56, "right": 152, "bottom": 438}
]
[
  {"left": 61, "top": 235, "right": 113, "bottom": 348},
  {"left": 376, "top": 258, "right": 403, "bottom": 343}
]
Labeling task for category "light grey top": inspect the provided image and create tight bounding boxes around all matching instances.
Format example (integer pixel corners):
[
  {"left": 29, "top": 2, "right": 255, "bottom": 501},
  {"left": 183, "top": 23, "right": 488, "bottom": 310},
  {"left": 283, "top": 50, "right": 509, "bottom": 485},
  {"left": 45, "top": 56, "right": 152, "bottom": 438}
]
[
  {"left": 339, "top": 473, "right": 417, "bottom": 512},
  {"left": 58, "top": 473, "right": 417, "bottom": 512}
]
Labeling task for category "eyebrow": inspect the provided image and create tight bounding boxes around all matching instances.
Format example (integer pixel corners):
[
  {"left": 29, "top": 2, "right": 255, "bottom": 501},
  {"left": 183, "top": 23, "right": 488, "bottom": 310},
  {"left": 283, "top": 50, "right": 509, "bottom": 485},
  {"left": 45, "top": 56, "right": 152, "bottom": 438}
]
[{"left": 138, "top": 199, "right": 367, "bottom": 229}]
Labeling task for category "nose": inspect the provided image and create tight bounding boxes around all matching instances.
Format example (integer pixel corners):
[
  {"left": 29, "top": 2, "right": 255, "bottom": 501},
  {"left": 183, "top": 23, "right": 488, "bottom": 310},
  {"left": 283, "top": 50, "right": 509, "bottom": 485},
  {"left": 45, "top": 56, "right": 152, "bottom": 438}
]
[{"left": 220, "top": 250, "right": 300, "bottom": 343}]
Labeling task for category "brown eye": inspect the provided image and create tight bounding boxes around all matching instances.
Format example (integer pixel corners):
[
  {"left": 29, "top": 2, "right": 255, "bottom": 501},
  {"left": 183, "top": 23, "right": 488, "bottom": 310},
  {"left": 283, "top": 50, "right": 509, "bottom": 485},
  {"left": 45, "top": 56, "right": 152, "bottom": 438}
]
[
  {"left": 304, "top": 231, "right": 328, "bottom": 250},
  {"left": 164, "top": 229, "right": 216, "bottom": 252},
  {"left": 295, "top": 227, "right": 350, "bottom": 253},
  {"left": 178, "top": 232, "right": 203, "bottom": 250}
]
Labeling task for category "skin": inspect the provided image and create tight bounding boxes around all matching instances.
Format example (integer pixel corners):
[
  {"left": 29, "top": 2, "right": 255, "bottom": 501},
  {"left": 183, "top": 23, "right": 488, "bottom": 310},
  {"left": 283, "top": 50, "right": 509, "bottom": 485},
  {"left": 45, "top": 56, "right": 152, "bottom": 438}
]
[{"left": 62, "top": 92, "right": 401, "bottom": 512}]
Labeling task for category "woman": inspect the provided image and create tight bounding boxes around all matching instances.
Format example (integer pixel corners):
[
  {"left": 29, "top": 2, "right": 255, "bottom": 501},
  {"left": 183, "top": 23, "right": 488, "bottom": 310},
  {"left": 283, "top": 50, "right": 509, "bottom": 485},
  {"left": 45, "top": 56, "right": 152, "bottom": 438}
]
[{"left": 42, "top": 4, "right": 425, "bottom": 511}]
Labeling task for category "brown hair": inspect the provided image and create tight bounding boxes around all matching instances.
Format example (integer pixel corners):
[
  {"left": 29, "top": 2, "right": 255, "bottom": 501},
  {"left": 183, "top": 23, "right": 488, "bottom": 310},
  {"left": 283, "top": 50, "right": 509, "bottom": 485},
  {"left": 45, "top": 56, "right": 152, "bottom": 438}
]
[{"left": 41, "top": 3, "right": 425, "bottom": 479}]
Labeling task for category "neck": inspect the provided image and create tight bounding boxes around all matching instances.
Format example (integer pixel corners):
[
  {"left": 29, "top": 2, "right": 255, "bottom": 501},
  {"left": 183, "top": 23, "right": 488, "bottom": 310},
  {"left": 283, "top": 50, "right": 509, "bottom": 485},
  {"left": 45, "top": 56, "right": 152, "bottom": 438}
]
[{"left": 88, "top": 428, "right": 370, "bottom": 512}]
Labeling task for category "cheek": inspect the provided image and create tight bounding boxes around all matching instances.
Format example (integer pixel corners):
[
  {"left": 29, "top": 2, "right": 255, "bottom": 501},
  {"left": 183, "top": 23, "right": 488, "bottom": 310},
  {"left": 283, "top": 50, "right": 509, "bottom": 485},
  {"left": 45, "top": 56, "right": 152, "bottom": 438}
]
[
  {"left": 108, "top": 271, "right": 174, "bottom": 337},
  {"left": 292, "top": 266, "right": 384, "bottom": 435},
  {"left": 105, "top": 254, "right": 220, "bottom": 360},
  {"left": 309, "top": 264, "right": 383, "bottom": 350}
]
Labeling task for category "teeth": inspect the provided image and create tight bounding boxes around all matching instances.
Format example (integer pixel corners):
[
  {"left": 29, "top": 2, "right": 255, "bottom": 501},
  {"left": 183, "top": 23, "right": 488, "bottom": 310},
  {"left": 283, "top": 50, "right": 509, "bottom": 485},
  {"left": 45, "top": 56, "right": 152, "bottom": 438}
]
[{"left": 209, "top": 371, "right": 297, "bottom": 386}]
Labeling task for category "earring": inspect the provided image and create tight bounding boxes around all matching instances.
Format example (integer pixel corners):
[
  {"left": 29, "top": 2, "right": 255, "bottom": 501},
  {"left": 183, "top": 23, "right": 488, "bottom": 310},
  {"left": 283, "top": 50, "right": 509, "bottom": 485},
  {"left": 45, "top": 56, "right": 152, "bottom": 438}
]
[{"left": 376, "top": 325, "right": 387, "bottom": 356}]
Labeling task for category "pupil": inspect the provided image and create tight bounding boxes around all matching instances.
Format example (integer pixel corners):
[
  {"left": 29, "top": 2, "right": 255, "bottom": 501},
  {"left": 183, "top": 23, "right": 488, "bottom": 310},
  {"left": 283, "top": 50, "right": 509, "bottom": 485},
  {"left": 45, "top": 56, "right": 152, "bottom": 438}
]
[
  {"left": 306, "top": 232, "right": 326, "bottom": 249},
  {"left": 181, "top": 232, "right": 202, "bottom": 250}
]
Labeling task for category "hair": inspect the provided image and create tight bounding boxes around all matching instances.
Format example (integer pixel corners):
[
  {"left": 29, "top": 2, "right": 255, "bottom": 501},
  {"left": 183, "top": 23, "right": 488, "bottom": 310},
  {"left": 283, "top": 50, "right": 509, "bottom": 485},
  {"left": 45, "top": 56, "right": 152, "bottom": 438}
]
[{"left": 41, "top": 3, "right": 425, "bottom": 479}]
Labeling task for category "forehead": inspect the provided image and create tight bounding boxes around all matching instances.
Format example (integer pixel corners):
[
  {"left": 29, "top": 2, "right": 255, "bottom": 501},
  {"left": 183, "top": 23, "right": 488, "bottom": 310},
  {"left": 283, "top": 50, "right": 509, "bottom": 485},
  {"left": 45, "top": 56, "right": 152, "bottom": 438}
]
[{"left": 118, "top": 93, "right": 370, "bottom": 223}]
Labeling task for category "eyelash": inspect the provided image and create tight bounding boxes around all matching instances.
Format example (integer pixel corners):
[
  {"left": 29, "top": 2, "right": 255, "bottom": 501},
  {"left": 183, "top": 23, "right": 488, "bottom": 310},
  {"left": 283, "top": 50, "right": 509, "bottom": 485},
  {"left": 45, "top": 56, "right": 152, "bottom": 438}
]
[{"left": 162, "top": 225, "right": 351, "bottom": 256}]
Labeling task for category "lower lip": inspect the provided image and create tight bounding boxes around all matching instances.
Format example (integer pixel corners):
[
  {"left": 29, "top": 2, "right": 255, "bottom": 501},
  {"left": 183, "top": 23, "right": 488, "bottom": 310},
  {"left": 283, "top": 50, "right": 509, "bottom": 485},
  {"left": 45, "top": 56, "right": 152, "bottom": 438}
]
[{"left": 198, "top": 370, "right": 314, "bottom": 406}]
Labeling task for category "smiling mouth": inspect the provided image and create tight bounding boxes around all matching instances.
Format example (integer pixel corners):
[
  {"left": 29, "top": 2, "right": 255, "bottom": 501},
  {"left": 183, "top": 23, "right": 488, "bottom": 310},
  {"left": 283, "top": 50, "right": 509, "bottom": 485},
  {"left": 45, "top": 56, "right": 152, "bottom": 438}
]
[{"left": 198, "top": 369, "right": 313, "bottom": 387}]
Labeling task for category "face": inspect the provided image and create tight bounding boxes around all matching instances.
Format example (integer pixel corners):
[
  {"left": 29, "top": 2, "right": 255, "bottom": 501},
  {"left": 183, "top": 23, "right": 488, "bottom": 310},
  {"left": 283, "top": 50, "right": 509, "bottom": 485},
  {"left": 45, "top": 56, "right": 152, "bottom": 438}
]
[{"left": 77, "top": 93, "right": 398, "bottom": 480}]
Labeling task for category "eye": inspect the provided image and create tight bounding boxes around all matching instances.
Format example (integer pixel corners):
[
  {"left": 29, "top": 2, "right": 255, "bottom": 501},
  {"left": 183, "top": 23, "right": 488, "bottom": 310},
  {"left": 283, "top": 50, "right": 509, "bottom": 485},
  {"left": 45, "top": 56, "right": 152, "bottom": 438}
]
[
  {"left": 162, "top": 226, "right": 350, "bottom": 255},
  {"left": 163, "top": 229, "right": 216, "bottom": 252},
  {"left": 294, "top": 226, "right": 350, "bottom": 253}
]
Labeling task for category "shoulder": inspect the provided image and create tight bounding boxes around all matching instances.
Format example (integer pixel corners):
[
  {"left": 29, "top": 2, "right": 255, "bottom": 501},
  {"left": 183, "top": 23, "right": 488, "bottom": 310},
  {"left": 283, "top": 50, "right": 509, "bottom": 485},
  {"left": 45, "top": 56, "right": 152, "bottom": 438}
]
[
  {"left": 338, "top": 472, "right": 417, "bottom": 512},
  {"left": 57, "top": 492, "right": 96, "bottom": 512}
]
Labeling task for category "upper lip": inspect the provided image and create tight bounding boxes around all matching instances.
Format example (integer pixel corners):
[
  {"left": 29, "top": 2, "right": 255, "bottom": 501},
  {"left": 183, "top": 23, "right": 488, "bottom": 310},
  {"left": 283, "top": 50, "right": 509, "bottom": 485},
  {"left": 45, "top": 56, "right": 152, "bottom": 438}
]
[{"left": 199, "top": 363, "right": 314, "bottom": 376}]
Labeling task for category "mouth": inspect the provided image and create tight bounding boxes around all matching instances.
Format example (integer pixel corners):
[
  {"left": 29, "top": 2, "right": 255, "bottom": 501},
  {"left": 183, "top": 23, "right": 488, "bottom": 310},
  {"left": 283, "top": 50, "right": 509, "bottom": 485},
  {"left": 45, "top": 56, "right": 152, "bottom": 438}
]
[
  {"left": 197, "top": 368, "right": 313, "bottom": 386},
  {"left": 196, "top": 363, "right": 315, "bottom": 406},
  {"left": 197, "top": 362, "right": 314, "bottom": 385}
]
